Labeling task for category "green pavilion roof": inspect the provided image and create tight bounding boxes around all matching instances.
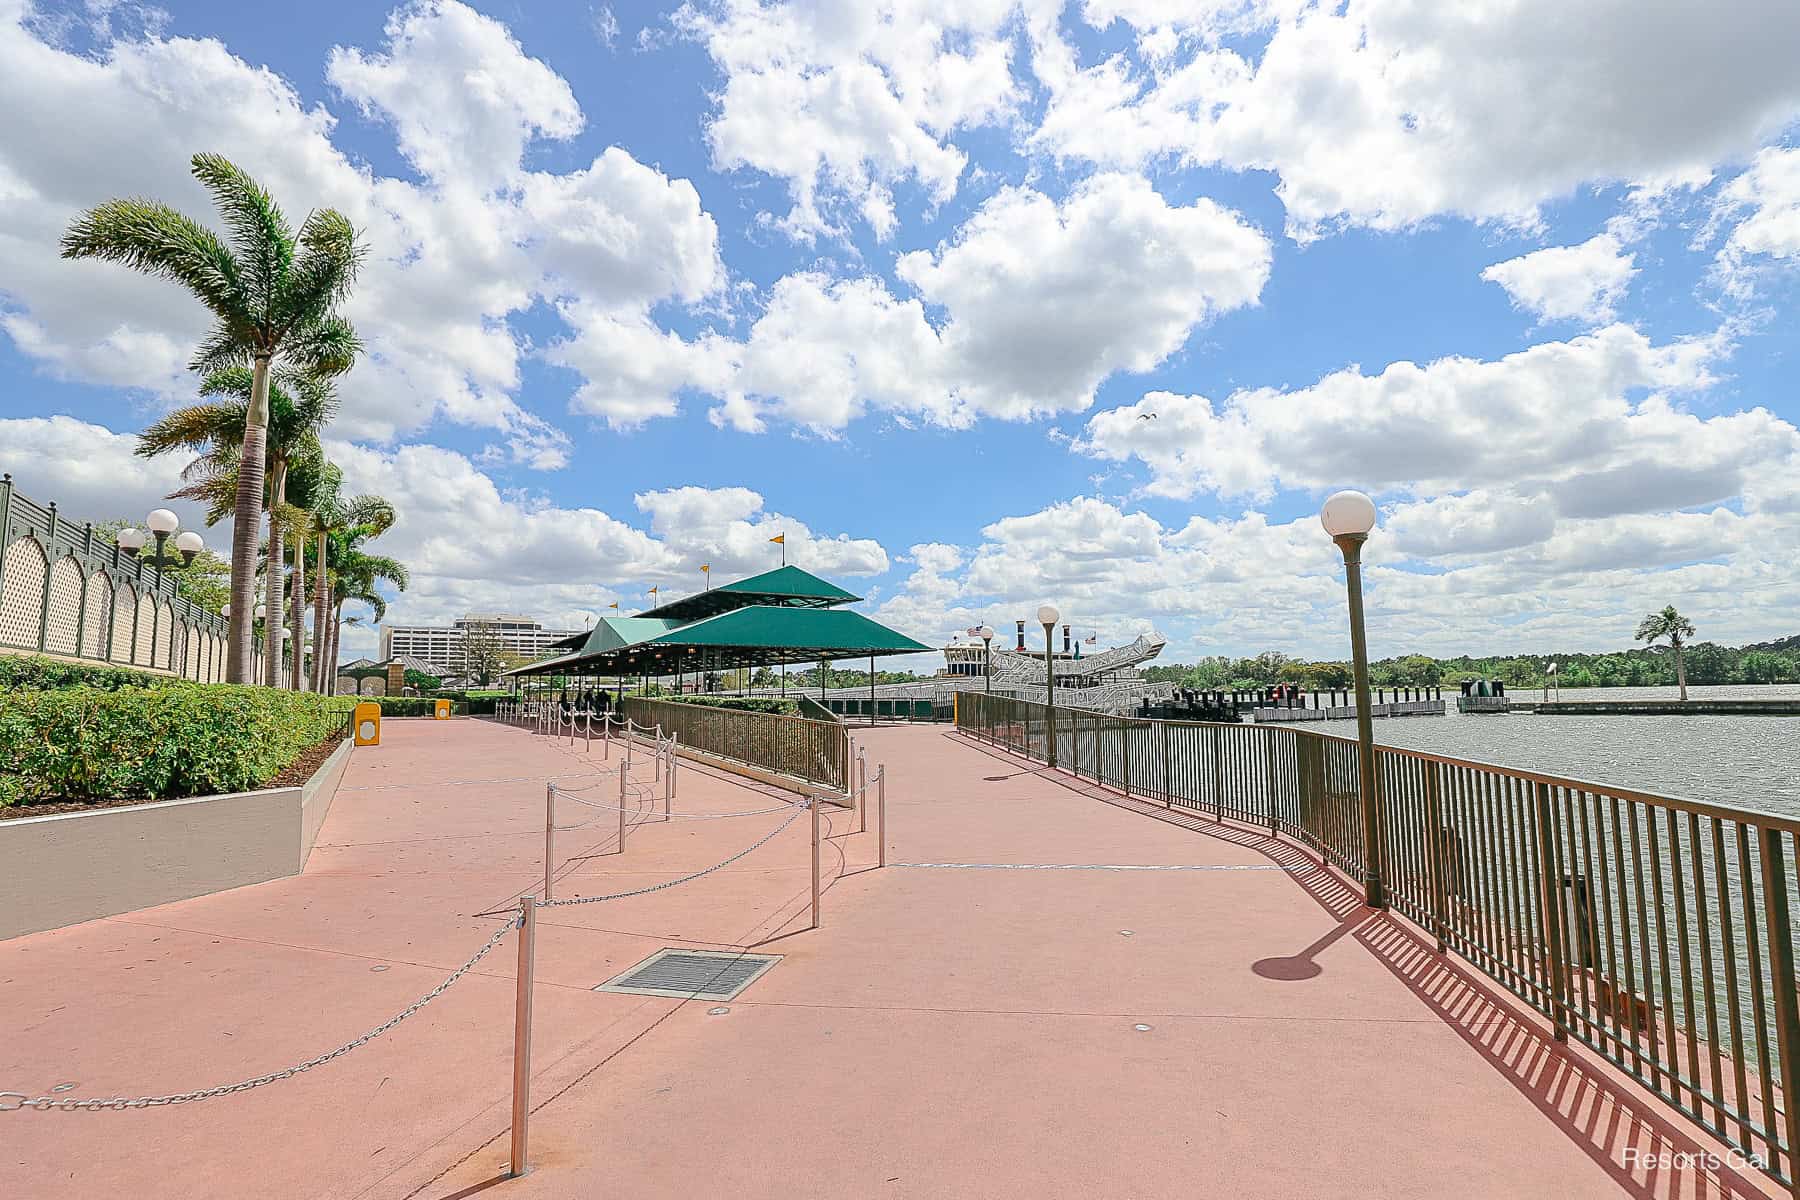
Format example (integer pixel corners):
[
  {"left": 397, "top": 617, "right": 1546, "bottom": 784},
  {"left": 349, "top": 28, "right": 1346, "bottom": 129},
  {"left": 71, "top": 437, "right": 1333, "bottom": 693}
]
[
  {"left": 637, "top": 565, "right": 860, "bottom": 625},
  {"left": 507, "top": 566, "right": 924, "bottom": 678}
]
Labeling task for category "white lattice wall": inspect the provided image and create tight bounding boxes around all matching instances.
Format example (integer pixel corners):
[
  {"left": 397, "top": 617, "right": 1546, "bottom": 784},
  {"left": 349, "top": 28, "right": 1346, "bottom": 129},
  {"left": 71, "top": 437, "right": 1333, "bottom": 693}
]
[
  {"left": 110, "top": 584, "right": 136, "bottom": 663},
  {"left": 133, "top": 591, "right": 154, "bottom": 666},
  {"left": 0, "top": 536, "right": 47, "bottom": 650},
  {"left": 44, "top": 556, "right": 82, "bottom": 656},
  {"left": 81, "top": 571, "right": 111, "bottom": 659},
  {"left": 155, "top": 599, "right": 173, "bottom": 671}
]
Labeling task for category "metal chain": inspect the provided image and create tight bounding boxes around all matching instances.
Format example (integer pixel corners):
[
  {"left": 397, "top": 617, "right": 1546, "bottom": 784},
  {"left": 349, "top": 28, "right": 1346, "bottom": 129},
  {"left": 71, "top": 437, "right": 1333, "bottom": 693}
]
[
  {"left": 536, "top": 806, "right": 805, "bottom": 909},
  {"left": 0, "top": 917, "right": 519, "bottom": 1114},
  {"left": 552, "top": 783, "right": 797, "bottom": 821}
]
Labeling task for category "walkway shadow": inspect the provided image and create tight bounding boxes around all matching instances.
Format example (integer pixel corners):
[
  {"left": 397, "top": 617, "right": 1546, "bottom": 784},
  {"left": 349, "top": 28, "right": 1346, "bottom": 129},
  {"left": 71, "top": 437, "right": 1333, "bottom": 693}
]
[{"left": 950, "top": 733, "right": 1779, "bottom": 1199}]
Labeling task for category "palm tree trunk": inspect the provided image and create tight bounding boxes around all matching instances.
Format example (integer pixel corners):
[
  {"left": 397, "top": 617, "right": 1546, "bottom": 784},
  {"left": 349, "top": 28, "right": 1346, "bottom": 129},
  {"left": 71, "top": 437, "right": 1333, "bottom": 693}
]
[
  {"left": 1675, "top": 640, "right": 1689, "bottom": 701},
  {"left": 263, "top": 457, "right": 288, "bottom": 688},
  {"left": 289, "top": 535, "right": 305, "bottom": 691},
  {"left": 331, "top": 601, "right": 345, "bottom": 688},
  {"left": 312, "top": 531, "right": 330, "bottom": 692},
  {"left": 226, "top": 355, "right": 272, "bottom": 684}
]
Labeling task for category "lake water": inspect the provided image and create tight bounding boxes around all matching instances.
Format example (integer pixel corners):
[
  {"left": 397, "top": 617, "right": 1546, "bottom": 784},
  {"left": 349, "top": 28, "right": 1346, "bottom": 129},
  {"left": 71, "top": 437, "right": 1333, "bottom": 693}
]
[{"left": 1297, "top": 684, "right": 1800, "bottom": 817}]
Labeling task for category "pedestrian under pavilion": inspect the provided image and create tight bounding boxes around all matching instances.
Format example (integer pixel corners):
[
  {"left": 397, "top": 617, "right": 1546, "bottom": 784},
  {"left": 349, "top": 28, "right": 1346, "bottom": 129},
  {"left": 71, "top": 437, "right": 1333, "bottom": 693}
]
[{"left": 504, "top": 565, "right": 932, "bottom": 717}]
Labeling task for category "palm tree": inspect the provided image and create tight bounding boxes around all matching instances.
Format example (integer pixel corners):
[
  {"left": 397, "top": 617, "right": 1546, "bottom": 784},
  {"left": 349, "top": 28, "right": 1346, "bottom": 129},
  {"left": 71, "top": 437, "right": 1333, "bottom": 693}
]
[
  {"left": 64, "top": 152, "right": 364, "bottom": 683},
  {"left": 137, "top": 366, "right": 338, "bottom": 688},
  {"left": 1635, "top": 605, "right": 1698, "bottom": 701},
  {"left": 324, "top": 543, "right": 407, "bottom": 687},
  {"left": 307, "top": 487, "right": 396, "bottom": 691}
]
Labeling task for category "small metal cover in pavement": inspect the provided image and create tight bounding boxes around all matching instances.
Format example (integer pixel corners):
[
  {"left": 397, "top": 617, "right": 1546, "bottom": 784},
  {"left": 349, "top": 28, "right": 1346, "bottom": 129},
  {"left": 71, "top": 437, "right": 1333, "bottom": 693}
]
[{"left": 594, "top": 949, "right": 781, "bottom": 1001}]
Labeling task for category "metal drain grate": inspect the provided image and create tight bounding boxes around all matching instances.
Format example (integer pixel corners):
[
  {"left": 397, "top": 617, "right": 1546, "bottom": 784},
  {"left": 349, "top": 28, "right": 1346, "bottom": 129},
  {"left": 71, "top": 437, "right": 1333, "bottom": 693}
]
[{"left": 594, "top": 949, "right": 781, "bottom": 1001}]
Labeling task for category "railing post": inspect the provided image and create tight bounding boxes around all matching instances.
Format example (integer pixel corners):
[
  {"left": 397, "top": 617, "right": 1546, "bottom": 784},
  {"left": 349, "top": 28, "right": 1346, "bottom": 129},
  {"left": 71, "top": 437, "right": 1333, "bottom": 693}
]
[
  {"left": 1263, "top": 731, "right": 1278, "bottom": 833},
  {"left": 1531, "top": 781, "right": 1571, "bottom": 1043},
  {"left": 878, "top": 765, "right": 887, "bottom": 868},
  {"left": 1161, "top": 720, "right": 1173, "bottom": 809},
  {"left": 509, "top": 896, "right": 536, "bottom": 1179},
  {"left": 858, "top": 748, "right": 868, "bottom": 834},
  {"left": 1423, "top": 763, "right": 1447, "bottom": 954},
  {"left": 811, "top": 794, "right": 822, "bottom": 930},
  {"left": 1758, "top": 827, "right": 1800, "bottom": 1180},
  {"left": 1210, "top": 726, "right": 1224, "bottom": 820},
  {"left": 1121, "top": 717, "right": 1132, "bottom": 797},
  {"left": 543, "top": 784, "right": 555, "bottom": 900}
]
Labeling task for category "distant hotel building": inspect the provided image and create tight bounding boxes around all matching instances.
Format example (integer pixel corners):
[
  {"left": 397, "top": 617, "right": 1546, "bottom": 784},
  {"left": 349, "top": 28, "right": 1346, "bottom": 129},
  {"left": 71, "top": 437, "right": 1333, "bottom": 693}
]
[{"left": 378, "top": 614, "right": 586, "bottom": 677}]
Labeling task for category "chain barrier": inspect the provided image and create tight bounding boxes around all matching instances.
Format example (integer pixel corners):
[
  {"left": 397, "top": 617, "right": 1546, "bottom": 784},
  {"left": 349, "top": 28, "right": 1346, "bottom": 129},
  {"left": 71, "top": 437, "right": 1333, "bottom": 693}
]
[
  {"left": 552, "top": 782, "right": 797, "bottom": 820},
  {"left": 535, "top": 805, "right": 807, "bottom": 909},
  {"left": 0, "top": 917, "right": 520, "bottom": 1114}
]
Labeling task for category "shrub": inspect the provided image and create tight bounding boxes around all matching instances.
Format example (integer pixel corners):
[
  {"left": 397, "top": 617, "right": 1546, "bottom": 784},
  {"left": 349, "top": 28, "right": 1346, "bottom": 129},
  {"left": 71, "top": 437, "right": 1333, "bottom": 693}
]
[
  {"left": 363, "top": 695, "right": 461, "bottom": 717},
  {"left": 0, "top": 684, "right": 357, "bottom": 807},
  {"left": 656, "top": 694, "right": 800, "bottom": 715},
  {"left": 0, "top": 654, "right": 168, "bottom": 693}
]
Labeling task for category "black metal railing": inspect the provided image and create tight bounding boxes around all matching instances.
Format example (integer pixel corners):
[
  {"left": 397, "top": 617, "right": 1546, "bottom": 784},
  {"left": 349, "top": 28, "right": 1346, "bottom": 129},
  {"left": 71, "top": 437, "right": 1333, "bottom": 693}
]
[
  {"left": 621, "top": 696, "right": 850, "bottom": 792},
  {"left": 957, "top": 691, "right": 1800, "bottom": 1188}
]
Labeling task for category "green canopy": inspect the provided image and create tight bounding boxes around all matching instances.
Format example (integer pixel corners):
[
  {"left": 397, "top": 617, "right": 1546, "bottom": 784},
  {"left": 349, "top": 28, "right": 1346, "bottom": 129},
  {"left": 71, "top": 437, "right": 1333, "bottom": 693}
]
[{"left": 506, "top": 564, "right": 925, "bottom": 680}]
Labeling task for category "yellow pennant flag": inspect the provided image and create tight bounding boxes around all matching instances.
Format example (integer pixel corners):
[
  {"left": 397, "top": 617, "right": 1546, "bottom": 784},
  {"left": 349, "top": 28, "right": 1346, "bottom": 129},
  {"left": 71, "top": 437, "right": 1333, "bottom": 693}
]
[
  {"left": 701, "top": 563, "right": 711, "bottom": 572},
  {"left": 608, "top": 602, "right": 619, "bottom": 610},
  {"left": 768, "top": 533, "right": 784, "bottom": 544},
  {"left": 647, "top": 586, "right": 659, "bottom": 596}
]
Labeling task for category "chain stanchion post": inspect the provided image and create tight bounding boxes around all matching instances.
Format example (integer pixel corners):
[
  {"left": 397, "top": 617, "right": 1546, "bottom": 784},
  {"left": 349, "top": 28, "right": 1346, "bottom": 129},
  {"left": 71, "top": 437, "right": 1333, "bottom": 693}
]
[
  {"left": 509, "top": 897, "right": 536, "bottom": 1179},
  {"left": 543, "top": 784, "right": 555, "bottom": 900},
  {"left": 878, "top": 764, "right": 887, "bottom": 868},
  {"left": 618, "top": 756, "right": 628, "bottom": 853},
  {"left": 670, "top": 732, "right": 679, "bottom": 807},
  {"left": 858, "top": 749, "right": 868, "bottom": 834},
  {"left": 654, "top": 730, "right": 662, "bottom": 784},
  {"left": 585, "top": 710, "right": 592, "bottom": 752},
  {"left": 811, "top": 794, "right": 822, "bottom": 929}
]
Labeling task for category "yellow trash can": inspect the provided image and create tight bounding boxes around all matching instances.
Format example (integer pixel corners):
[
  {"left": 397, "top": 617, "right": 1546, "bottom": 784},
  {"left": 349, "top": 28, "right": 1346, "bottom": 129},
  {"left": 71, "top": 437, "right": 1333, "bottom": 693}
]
[
  {"left": 434, "top": 698, "right": 451, "bottom": 720},
  {"left": 354, "top": 701, "right": 382, "bottom": 746}
]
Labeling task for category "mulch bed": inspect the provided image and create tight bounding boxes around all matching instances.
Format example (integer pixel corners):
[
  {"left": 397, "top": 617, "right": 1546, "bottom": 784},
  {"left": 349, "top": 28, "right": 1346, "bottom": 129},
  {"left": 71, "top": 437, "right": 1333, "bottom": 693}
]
[{"left": 0, "top": 730, "right": 348, "bottom": 821}]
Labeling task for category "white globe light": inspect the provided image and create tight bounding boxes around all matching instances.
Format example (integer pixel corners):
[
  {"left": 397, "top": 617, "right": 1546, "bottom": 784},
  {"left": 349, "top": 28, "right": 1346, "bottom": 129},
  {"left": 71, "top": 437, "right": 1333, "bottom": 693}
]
[
  {"left": 145, "top": 508, "right": 179, "bottom": 535},
  {"left": 1319, "top": 490, "right": 1378, "bottom": 538},
  {"left": 1037, "top": 603, "right": 1060, "bottom": 626},
  {"left": 254, "top": 604, "right": 267, "bottom": 620},
  {"left": 280, "top": 627, "right": 292, "bottom": 639},
  {"left": 174, "top": 530, "right": 204, "bottom": 554},
  {"left": 116, "top": 527, "right": 147, "bottom": 551},
  {"left": 978, "top": 625, "right": 994, "bottom": 641},
  {"left": 220, "top": 602, "right": 231, "bottom": 618}
]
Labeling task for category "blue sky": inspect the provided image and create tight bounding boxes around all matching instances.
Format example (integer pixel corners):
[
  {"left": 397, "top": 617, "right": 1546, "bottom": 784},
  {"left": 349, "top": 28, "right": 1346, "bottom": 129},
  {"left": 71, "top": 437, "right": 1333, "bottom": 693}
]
[{"left": 2, "top": 0, "right": 1798, "bottom": 667}]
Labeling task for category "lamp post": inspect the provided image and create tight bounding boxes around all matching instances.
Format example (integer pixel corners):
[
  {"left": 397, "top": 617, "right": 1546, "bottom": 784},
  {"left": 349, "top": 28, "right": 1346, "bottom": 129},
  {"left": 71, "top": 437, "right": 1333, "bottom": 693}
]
[
  {"left": 1321, "top": 490, "right": 1385, "bottom": 910},
  {"left": 116, "top": 508, "right": 204, "bottom": 585},
  {"left": 978, "top": 625, "right": 994, "bottom": 693},
  {"left": 1038, "top": 603, "right": 1059, "bottom": 769}
]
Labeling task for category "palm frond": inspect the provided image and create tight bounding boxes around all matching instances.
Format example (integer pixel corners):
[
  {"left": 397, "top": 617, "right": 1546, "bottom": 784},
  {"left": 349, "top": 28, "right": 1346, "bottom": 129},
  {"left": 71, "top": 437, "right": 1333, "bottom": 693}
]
[
  {"left": 136, "top": 401, "right": 245, "bottom": 459},
  {"left": 341, "top": 494, "right": 396, "bottom": 537},
  {"left": 283, "top": 208, "right": 363, "bottom": 316},
  {"left": 190, "top": 153, "right": 293, "bottom": 318},
  {"left": 278, "top": 312, "right": 361, "bottom": 378},
  {"left": 61, "top": 198, "right": 251, "bottom": 327},
  {"left": 190, "top": 321, "right": 252, "bottom": 374}
]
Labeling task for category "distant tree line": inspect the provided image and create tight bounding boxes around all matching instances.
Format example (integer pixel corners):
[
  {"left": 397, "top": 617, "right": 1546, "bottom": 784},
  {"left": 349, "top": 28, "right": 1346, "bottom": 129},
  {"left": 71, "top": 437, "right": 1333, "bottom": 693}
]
[{"left": 1144, "top": 634, "right": 1800, "bottom": 693}]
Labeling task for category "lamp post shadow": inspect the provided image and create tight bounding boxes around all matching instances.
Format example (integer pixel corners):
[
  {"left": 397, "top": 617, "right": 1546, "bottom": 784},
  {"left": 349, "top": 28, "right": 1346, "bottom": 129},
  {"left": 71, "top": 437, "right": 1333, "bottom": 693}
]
[{"left": 1252, "top": 908, "right": 1378, "bottom": 981}]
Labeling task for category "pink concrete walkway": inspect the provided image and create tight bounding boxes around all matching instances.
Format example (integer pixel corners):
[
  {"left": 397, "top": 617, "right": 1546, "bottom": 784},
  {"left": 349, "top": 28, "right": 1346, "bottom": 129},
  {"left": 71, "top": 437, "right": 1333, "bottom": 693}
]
[{"left": 0, "top": 721, "right": 1780, "bottom": 1199}]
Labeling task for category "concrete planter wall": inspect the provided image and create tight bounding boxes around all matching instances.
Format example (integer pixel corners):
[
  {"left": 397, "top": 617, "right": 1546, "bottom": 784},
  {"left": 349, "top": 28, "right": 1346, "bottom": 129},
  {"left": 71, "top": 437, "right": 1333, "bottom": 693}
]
[{"left": 0, "top": 737, "right": 354, "bottom": 941}]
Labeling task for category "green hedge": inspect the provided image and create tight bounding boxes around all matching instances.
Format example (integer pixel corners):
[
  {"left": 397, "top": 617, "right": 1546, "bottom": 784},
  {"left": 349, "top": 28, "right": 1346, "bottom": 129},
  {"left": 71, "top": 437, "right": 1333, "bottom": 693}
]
[
  {"left": 0, "top": 654, "right": 169, "bottom": 693},
  {"left": 658, "top": 693, "right": 801, "bottom": 715},
  {"left": 425, "top": 690, "right": 498, "bottom": 715},
  {"left": 366, "top": 695, "right": 461, "bottom": 717},
  {"left": 0, "top": 684, "right": 356, "bottom": 807}
]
